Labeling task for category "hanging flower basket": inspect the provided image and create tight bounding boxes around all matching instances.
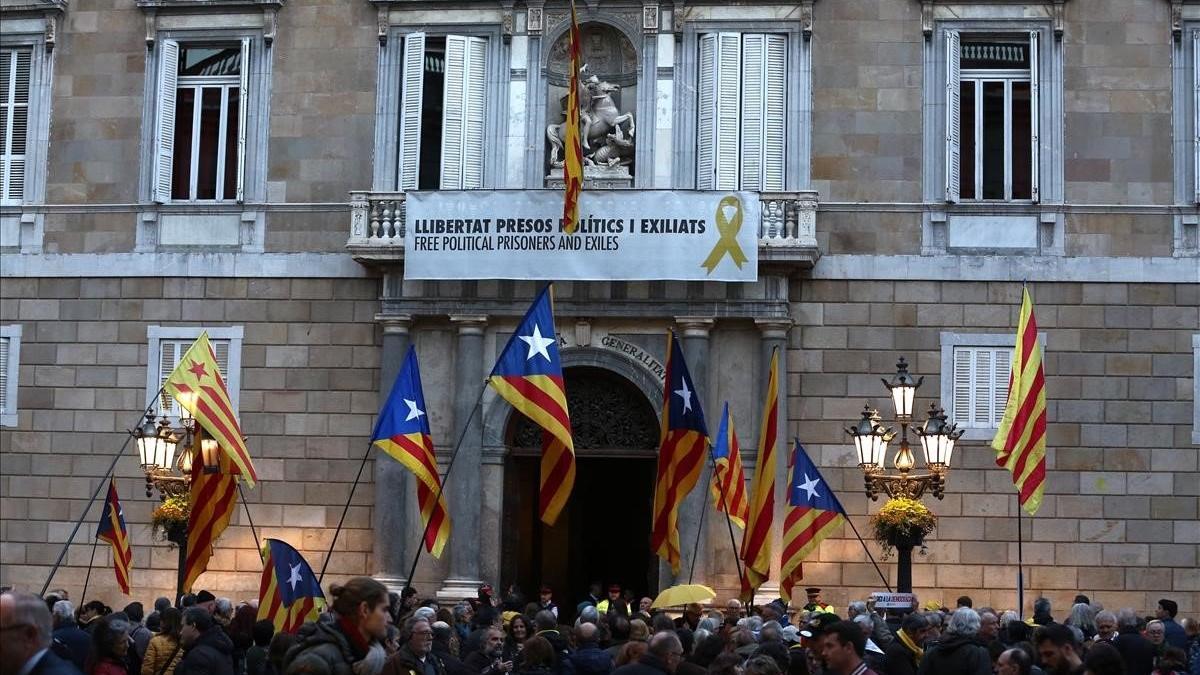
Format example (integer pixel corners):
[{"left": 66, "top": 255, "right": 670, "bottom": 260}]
[
  {"left": 869, "top": 497, "right": 936, "bottom": 558},
  {"left": 151, "top": 495, "right": 190, "bottom": 547}
]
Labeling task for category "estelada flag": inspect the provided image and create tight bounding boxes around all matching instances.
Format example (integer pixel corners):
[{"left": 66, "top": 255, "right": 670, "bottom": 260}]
[
  {"left": 710, "top": 403, "right": 749, "bottom": 529},
  {"left": 163, "top": 332, "right": 257, "bottom": 487},
  {"left": 740, "top": 347, "right": 779, "bottom": 599},
  {"left": 96, "top": 480, "right": 133, "bottom": 595},
  {"left": 651, "top": 332, "right": 708, "bottom": 575},
  {"left": 992, "top": 286, "right": 1047, "bottom": 516},
  {"left": 257, "top": 538, "right": 326, "bottom": 634},
  {"left": 781, "top": 440, "right": 847, "bottom": 604},
  {"left": 372, "top": 346, "right": 451, "bottom": 558},
  {"left": 487, "top": 285, "right": 575, "bottom": 526}
]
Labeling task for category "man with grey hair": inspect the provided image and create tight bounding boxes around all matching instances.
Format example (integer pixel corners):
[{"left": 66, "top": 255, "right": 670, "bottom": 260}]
[
  {"left": 847, "top": 600, "right": 893, "bottom": 649},
  {"left": 50, "top": 600, "right": 90, "bottom": 672},
  {"left": 1112, "top": 608, "right": 1155, "bottom": 675},
  {"left": 1093, "top": 610, "right": 1117, "bottom": 643},
  {"left": 915, "top": 608, "right": 990, "bottom": 675},
  {"left": 0, "top": 592, "right": 82, "bottom": 675}
]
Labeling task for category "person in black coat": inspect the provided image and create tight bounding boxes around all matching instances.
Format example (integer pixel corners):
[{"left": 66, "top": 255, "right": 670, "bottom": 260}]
[
  {"left": 175, "top": 608, "right": 235, "bottom": 675},
  {"left": 610, "top": 632, "right": 681, "bottom": 675},
  {"left": 567, "top": 624, "right": 612, "bottom": 675},
  {"left": 883, "top": 612, "right": 928, "bottom": 675},
  {"left": 463, "top": 628, "right": 515, "bottom": 675},
  {"left": 51, "top": 601, "right": 93, "bottom": 673},
  {"left": 1112, "top": 610, "right": 1156, "bottom": 675},
  {"left": 1, "top": 592, "right": 84, "bottom": 675},
  {"left": 915, "top": 608, "right": 990, "bottom": 675}
]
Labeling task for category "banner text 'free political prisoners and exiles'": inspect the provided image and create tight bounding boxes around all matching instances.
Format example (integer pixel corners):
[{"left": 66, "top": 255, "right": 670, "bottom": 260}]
[{"left": 403, "top": 190, "right": 760, "bottom": 281}]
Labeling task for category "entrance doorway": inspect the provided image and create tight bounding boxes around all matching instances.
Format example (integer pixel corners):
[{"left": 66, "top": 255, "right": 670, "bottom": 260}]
[{"left": 501, "top": 366, "right": 660, "bottom": 619}]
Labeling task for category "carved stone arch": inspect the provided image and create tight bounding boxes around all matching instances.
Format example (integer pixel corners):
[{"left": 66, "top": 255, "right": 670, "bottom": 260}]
[
  {"left": 481, "top": 346, "right": 662, "bottom": 456},
  {"left": 542, "top": 11, "right": 643, "bottom": 74}
]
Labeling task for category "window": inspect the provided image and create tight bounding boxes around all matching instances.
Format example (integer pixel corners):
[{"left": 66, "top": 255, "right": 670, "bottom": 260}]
[
  {"left": 0, "top": 325, "right": 21, "bottom": 427},
  {"left": 0, "top": 47, "right": 31, "bottom": 205},
  {"left": 397, "top": 33, "right": 488, "bottom": 190},
  {"left": 696, "top": 33, "right": 786, "bottom": 191},
  {"left": 154, "top": 40, "right": 249, "bottom": 203},
  {"left": 146, "top": 326, "right": 243, "bottom": 418},
  {"left": 946, "top": 32, "right": 1039, "bottom": 202},
  {"left": 940, "top": 332, "right": 1045, "bottom": 440}
]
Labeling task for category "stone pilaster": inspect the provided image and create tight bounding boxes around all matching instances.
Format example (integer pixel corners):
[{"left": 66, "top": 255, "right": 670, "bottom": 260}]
[
  {"left": 672, "top": 316, "right": 714, "bottom": 585},
  {"left": 754, "top": 317, "right": 792, "bottom": 603},
  {"left": 374, "top": 315, "right": 413, "bottom": 591},
  {"left": 439, "top": 314, "right": 488, "bottom": 600}
]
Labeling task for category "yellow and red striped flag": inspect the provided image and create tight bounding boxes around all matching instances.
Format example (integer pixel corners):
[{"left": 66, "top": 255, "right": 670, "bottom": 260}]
[
  {"left": 561, "top": 0, "right": 583, "bottom": 234},
  {"left": 258, "top": 538, "right": 326, "bottom": 633},
  {"left": 96, "top": 480, "right": 133, "bottom": 595},
  {"left": 710, "top": 403, "right": 749, "bottom": 529},
  {"left": 739, "top": 348, "right": 778, "bottom": 599},
  {"left": 992, "top": 286, "right": 1047, "bottom": 516},
  {"left": 164, "top": 332, "right": 258, "bottom": 487},
  {"left": 651, "top": 332, "right": 709, "bottom": 574},
  {"left": 183, "top": 433, "right": 239, "bottom": 592},
  {"left": 780, "top": 440, "right": 846, "bottom": 604}
]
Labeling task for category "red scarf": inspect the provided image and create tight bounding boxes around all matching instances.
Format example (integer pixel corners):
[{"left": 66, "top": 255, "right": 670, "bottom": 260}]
[{"left": 337, "top": 614, "right": 371, "bottom": 658}]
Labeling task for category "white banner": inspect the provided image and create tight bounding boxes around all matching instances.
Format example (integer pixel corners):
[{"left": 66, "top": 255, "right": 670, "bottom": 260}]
[
  {"left": 403, "top": 190, "right": 759, "bottom": 281},
  {"left": 869, "top": 592, "right": 917, "bottom": 609}
]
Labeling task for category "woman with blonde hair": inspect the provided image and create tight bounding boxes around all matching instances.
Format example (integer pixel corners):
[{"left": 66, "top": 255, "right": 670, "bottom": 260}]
[{"left": 142, "top": 608, "right": 184, "bottom": 675}]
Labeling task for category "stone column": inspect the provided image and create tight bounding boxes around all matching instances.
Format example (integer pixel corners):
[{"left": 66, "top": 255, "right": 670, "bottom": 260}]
[
  {"left": 374, "top": 315, "right": 413, "bottom": 590},
  {"left": 672, "top": 317, "right": 714, "bottom": 585},
  {"left": 754, "top": 317, "right": 792, "bottom": 601},
  {"left": 439, "top": 314, "right": 488, "bottom": 600}
]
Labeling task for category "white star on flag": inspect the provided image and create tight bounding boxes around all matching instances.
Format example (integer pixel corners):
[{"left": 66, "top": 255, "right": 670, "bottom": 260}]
[
  {"left": 403, "top": 399, "right": 425, "bottom": 423},
  {"left": 519, "top": 324, "right": 555, "bottom": 362},
  {"left": 797, "top": 473, "right": 822, "bottom": 502},
  {"left": 674, "top": 377, "right": 693, "bottom": 413},
  {"left": 287, "top": 562, "right": 303, "bottom": 591}
]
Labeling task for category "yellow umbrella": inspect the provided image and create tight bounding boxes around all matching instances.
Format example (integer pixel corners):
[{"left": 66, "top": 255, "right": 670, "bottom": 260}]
[{"left": 650, "top": 584, "right": 716, "bottom": 609}]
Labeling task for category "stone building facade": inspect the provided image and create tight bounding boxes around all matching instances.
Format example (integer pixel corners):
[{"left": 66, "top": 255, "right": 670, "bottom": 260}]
[{"left": 1, "top": 0, "right": 1197, "bottom": 615}]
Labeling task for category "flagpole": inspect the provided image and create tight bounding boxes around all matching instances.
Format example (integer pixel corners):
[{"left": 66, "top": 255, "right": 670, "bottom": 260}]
[
  {"left": 399, "top": 381, "right": 489, "bottom": 591},
  {"left": 842, "top": 515, "right": 893, "bottom": 593},
  {"left": 79, "top": 536, "right": 100, "bottom": 602},
  {"left": 705, "top": 442, "right": 746, "bottom": 591},
  {"left": 1017, "top": 504, "right": 1025, "bottom": 619},
  {"left": 40, "top": 393, "right": 164, "bottom": 596},
  {"left": 687, "top": 466, "right": 710, "bottom": 584},
  {"left": 237, "top": 483, "right": 262, "bottom": 554},
  {"left": 318, "top": 439, "right": 374, "bottom": 583}
]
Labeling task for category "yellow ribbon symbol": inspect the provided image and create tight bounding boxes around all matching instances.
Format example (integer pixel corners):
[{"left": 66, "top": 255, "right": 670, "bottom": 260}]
[{"left": 701, "top": 195, "right": 748, "bottom": 274}]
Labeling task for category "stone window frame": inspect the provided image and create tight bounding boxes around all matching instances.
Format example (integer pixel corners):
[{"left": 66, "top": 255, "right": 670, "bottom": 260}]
[
  {"left": 136, "top": 23, "right": 273, "bottom": 252},
  {"left": 922, "top": 15, "right": 1065, "bottom": 256},
  {"left": 940, "top": 331, "right": 1046, "bottom": 441},
  {"left": 1192, "top": 333, "right": 1199, "bottom": 444},
  {"left": 146, "top": 325, "right": 244, "bottom": 421},
  {"left": 0, "top": 25, "right": 54, "bottom": 254},
  {"left": 1170, "top": 22, "right": 1200, "bottom": 256},
  {"left": 0, "top": 324, "right": 22, "bottom": 427},
  {"left": 673, "top": 19, "right": 811, "bottom": 192},
  {"left": 372, "top": 23, "right": 508, "bottom": 192}
]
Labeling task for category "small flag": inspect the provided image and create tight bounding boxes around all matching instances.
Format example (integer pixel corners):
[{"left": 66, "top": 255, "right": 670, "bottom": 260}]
[
  {"left": 97, "top": 480, "right": 132, "bottom": 595},
  {"left": 487, "top": 285, "right": 575, "bottom": 526},
  {"left": 740, "top": 348, "right": 779, "bottom": 599},
  {"left": 163, "top": 332, "right": 257, "bottom": 487},
  {"left": 562, "top": 0, "right": 584, "bottom": 233},
  {"left": 781, "top": 440, "right": 847, "bottom": 604},
  {"left": 709, "top": 403, "right": 749, "bottom": 529},
  {"left": 257, "top": 539, "right": 326, "bottom": 634},
  {"left": 992, "top": 286, "right": 1048, "bottom": 516},
  {"left": 183, "top": 433, "right": 238, "bottom": 592},
  {"left": 372, "top": 346, "right": 451, "bottom": 558},
  {"left": 651, "top": 332, "right": 708, "bottom": 575}
]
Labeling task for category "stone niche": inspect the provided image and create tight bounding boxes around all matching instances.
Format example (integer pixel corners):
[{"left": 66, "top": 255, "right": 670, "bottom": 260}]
[{"left": 545, "top": 22, "right": 639, "bottom": 188}]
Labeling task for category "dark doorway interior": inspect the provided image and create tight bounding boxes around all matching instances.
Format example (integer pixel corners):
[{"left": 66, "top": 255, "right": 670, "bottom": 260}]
[{"left": 501, "top": 366, "right": 661, "bottom": 621}]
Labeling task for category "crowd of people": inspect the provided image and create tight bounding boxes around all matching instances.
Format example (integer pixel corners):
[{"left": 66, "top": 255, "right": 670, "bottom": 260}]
[{"left": 2, "top": 581, "right": 1199, "bottom": 675}]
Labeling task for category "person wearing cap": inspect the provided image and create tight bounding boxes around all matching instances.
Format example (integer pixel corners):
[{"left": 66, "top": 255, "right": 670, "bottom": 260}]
[
  {"left": 537, "top": 588, "right": 558, "bottom": 620},
  {"left": 1156, "top": 599, "right": 1188, "bottom": 650},
  {"left": 596, "top": 586, "right": 623, "bottom": 616},
  {"left": 195, "top": 592, "right": 217, "bottom": 614},
  {"left": 803, "top": 589, "right": 833, "bottom": 614}
]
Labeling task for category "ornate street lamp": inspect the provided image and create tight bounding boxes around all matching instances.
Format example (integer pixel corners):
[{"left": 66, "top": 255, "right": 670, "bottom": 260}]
[{"left": 845, "top": 357, "right": 964, "bottom": 594}]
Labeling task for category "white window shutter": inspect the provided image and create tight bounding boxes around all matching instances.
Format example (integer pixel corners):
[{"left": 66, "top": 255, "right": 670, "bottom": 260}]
[
  {"left": 1, "top": 48, "right": 31, "bottom": 203},
  {"left": 154, "top": 40, "right": 180, "bottom": 203},
  {"left": 714, "top": 33, "right": 741, "bottom": 190},
  {"left": 461, "top": 37, "right": 488, "bottom": 189},
  {"left": 973, "top": 348, "right": 992, "bottom": 426},
  {"left": 158, "top": 340, "right": 179, "bottom": 416},
  {"left": 740, "top": 34, "right": 765, "bottom": 192},
  {"left": 1028, "top": 30, "right": 1040, "bottom": 203},
  {"left": 440, "top": 35, "right": 467, "bottom": 190},
  {"left": 696, "top": 34, "right": 717, "bottom": 190},
  {"left": 944, "top": 30, "right": 961, "bottom": 203},
  {"left": 398, "top": 32, "right": 426, "bottom": 191},
  {"left": 0, "top": 337, "right": 9, "bottom": 414},
  {"left": 993, "top": 347, "right": 1013, "bottom": 428},
  {"left": 762, "top": 34, "right": 787, "bottom": 191},
  {"left": 235, "top": 37, "right": 250, "bottom": 203},
  {"left": 1194, "top": 29, "right": 1200, "bottom": 203},
  {"left": 952, "top": 347, "right": 972, "bottom": 425}
]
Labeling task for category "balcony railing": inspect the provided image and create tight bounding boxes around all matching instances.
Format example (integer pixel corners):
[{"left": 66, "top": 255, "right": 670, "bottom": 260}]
[{"left": 347, "top": 189, "right": 820, "bottom": 267}]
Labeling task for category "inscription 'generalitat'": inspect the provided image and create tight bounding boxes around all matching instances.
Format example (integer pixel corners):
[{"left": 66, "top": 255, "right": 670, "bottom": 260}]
[{"left": 404, "top": 190, "right": 759, "bottom": 282}]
